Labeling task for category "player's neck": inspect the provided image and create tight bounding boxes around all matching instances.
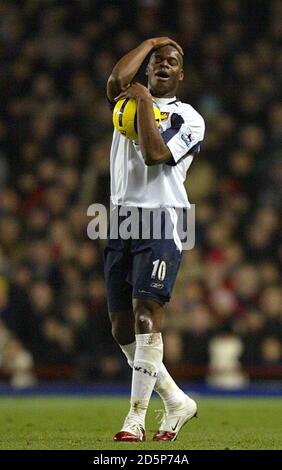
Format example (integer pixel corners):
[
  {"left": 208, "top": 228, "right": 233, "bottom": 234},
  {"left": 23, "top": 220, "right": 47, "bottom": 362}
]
[{"left": 152, "top": 95, "right": 177, "bottom": 105}]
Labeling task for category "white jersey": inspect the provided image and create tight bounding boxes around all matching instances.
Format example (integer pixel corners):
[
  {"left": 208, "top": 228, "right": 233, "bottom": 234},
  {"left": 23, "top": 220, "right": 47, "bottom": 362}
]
[{"left": 110, "top": 96, "right": 205, "bottom": 208}]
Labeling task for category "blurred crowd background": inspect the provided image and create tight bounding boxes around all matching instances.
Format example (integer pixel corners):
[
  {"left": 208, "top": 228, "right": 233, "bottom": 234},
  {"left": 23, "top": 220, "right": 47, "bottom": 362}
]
[{"left": 0, "top": 0, "right": 281, "bottom": 388}]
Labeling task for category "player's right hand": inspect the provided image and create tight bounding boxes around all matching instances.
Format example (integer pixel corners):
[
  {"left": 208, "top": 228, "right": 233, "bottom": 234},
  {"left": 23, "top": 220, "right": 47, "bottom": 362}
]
[{"left": 147, "top": 37, "right": 184, "bottom": 56}]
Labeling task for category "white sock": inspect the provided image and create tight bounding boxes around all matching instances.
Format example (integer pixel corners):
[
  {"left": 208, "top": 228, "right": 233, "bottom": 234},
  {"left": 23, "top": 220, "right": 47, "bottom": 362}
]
[
  {"left": 120, "top": 340, "right": 186, "bottom": 412},
  {"left": 120, "top": 341, "right": 136, "bottom": 368},
  {"left": 125, "top": 333, "right": 163, "bottom": 427},
  {"left": 155, "top": 365, "right": 187, "bottom": 409}
]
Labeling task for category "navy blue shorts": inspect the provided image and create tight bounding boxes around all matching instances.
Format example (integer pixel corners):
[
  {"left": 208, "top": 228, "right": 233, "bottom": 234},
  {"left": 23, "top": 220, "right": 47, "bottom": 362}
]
[{"left": 104, "top": 207, "right": 182, "bottom": 311}]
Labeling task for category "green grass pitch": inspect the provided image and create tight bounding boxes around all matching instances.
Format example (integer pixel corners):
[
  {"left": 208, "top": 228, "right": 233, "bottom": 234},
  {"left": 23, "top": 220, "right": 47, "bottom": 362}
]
[{"left": 0, "top": 396, "right": 281, "bottom": 450}]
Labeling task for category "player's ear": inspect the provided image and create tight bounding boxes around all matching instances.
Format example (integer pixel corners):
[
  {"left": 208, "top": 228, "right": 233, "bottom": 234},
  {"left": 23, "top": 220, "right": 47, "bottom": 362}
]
[
  {"left": 179, "top": 69, "right": 184, "bottom": 81},
  {"left": 145, "top": 65, "right": 149, "bottom": 76}
]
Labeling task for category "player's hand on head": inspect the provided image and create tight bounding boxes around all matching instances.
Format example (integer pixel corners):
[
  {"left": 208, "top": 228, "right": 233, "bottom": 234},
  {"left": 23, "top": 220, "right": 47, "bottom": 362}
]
[
  {"left": 147, "top": 37, "right": 184, "bottom": 56},
  {"left": 115, "top": 82, "right": 152, "bottom": 101}
]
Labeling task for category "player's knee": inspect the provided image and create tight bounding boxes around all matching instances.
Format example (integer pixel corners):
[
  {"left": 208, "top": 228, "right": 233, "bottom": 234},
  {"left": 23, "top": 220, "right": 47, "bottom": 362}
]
[
  {"left": 134, "top": 298, "right": 164, "bottom": 334},
  {"left": 135, "top": 312, "right": 154, "bottom": 333},
  {"left": 134, "top": 301, "right": 158, "bottom": 334}
]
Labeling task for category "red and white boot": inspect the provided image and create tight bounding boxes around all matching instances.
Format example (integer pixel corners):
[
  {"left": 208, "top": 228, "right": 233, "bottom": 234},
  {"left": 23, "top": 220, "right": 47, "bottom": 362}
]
[
  {"left": 114, "top": 418, "right": 146, "bottom": 442},
  {"left": 153, "top": 396, "right": 197, "bottom": 442}
]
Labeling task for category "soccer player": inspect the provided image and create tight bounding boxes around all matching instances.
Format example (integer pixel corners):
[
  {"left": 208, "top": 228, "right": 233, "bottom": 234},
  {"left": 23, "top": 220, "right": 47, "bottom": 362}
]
[{"left": 105, "top": 37, "right": 205, "bottom": 442}]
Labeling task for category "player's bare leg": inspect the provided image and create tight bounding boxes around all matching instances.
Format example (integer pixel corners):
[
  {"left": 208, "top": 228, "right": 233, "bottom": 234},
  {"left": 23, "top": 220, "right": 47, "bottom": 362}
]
[{"left": 110, "top": 310, "right": 135, "bottom": 346}]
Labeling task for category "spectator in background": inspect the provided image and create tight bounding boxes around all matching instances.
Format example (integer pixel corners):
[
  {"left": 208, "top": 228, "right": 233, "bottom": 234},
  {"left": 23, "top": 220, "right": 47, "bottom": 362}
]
[{"left": 1, "top": 336, "right": 36, "bottom": 389}]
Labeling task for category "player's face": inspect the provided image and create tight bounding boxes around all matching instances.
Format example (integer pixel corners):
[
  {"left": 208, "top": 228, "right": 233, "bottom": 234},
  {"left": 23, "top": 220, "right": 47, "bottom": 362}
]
[{"left": 146, "top": 46, "right": 184, "bottom": 98}]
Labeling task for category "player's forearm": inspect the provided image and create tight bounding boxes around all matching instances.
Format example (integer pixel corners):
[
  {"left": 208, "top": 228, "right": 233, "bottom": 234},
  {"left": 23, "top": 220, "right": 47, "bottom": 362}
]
[
  {"left": 107, "top": 41, "right": 153, "bottom": 100},
  {"left": 137, "top": 97, "right": 170, "bottom": 166}
]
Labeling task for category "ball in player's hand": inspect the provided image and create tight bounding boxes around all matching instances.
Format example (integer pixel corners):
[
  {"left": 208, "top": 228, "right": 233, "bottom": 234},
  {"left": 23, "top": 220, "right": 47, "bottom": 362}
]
[{"left": 113, "top": 98, "right": 161, "bottom": 140}]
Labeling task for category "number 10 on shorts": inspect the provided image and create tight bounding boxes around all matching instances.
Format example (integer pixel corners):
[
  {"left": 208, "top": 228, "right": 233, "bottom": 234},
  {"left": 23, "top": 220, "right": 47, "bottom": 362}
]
[{"left": 151, "top": 259, "right": 167, "bottom": 281}]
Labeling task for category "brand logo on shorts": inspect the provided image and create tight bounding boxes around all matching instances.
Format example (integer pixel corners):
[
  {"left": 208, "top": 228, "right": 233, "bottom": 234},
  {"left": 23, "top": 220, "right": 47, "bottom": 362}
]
[{"left": 150, "top": 282, "right": 164, "bottom": 290}]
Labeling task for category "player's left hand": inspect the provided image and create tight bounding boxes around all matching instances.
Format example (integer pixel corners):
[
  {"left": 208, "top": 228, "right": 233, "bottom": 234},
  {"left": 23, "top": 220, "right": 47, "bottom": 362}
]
[{"left": 114, "top": 82, "right": 152, "bottom": 101}]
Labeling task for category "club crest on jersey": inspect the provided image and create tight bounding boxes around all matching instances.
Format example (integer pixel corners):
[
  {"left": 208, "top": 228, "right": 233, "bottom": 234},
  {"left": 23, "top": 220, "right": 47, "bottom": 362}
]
[{"left": 160, "top": 112, "right": 170, "bottom": 121}]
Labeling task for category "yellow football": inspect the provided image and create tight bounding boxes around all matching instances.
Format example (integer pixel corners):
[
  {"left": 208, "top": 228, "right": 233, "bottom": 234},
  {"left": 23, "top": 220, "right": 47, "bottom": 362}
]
[{"left": 113, "top": 98, "right": 161, "bottom": 140}]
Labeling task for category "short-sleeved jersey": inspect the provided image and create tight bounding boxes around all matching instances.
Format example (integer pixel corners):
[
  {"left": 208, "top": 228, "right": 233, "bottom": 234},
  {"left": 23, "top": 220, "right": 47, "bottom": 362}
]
[{"left": 110, "top": 96, "right": 205, "bottom": 208}]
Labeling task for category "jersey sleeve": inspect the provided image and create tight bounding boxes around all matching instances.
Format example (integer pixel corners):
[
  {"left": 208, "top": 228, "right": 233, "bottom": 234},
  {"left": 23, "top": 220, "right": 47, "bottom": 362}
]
[{"left": 162, "top": 109, "right": 205, "bottom": 166}]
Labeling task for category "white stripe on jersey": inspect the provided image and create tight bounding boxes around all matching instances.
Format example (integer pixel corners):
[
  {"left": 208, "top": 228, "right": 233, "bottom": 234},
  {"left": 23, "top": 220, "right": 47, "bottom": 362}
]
[
  {"left": 110, "top": 96, "right": 205, "bottom": 208},
  {"left": 167, "top": 207, "right": 183, "bottom": 253}
]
